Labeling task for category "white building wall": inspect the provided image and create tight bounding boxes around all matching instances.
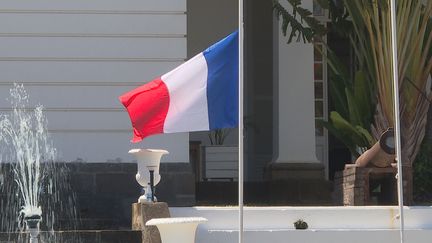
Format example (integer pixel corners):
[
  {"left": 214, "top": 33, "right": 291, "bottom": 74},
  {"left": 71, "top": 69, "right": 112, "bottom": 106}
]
[{"left": 0, "top": 0, "right": 188, "bottom": 163}]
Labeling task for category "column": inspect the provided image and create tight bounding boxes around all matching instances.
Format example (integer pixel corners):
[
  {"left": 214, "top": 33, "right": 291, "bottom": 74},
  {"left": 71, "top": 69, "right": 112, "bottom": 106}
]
[{"left": 269, "top": 0, "right": 323, "bottom": 180}]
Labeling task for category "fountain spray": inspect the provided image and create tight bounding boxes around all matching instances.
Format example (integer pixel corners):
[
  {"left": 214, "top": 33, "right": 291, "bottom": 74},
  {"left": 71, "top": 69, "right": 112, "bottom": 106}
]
[{"left": 0, "top": 84, "right": 56, "bottom": 243}]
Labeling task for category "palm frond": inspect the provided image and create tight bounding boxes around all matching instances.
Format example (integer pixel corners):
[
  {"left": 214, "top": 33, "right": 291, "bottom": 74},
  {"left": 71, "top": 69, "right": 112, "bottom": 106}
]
[{"left": 273, "top": 0, "right": 326, "bottom": 43}]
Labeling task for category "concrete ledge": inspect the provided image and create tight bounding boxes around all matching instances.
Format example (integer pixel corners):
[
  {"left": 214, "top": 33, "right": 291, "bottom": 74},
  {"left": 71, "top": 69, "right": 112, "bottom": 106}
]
[
  {"left": 171, "top": 206, "right": 432, "bottom": 243},
  {"left": 170, "top": 206, "right": 432, "bottom": 230},
  {"left": 199, "top": 229, "right": 432, "bottom": 243},
  {"left": 146, "top": 217, "right": 207, "bottom": 225}
]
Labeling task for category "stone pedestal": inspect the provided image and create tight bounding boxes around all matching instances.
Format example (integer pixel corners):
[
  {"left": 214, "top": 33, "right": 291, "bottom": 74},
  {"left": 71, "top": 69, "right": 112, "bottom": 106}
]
[
  {"left": 146, "top": 217, "right": 207, "bottom": 243},
  {"left": 334, "top": 166, "right": 412, "bottom": 206},
  {"left": 132, "top": 202, "right": 170, "bottom": 243}
]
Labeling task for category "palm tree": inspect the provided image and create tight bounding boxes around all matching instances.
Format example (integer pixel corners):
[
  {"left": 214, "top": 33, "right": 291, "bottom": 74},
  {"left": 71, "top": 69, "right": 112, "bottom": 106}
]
[
  {"left": 344, "top": 0, "right": 432, "bottom": 166},
  {"left": 275, "top": 0, "right": 432, "bottom": 167}
]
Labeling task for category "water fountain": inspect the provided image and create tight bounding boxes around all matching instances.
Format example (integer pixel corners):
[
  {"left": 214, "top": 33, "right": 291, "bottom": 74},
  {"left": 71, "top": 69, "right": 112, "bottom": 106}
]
[
  {"left": 0, "top": 84, "right": 202, "bottom": 243},
  {"left": 0, "top": 84, "right": 78, "bottom": 243}
]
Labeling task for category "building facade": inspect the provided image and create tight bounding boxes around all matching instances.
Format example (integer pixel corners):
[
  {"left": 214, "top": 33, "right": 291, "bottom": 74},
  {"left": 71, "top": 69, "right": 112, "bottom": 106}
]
[{"left": 0, "top": 0, "right": 352, "bottom": 229}]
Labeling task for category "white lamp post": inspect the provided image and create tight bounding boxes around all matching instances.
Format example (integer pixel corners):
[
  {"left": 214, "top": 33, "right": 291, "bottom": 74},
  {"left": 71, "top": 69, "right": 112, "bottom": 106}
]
[{"left": 129, "top": 149, "right": 169, "bottom": 203}]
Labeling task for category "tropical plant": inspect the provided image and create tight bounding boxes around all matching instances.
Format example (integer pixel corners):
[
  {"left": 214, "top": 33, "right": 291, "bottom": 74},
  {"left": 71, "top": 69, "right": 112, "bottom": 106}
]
[
  {"left": 273, "top": 0, "right": 326, "bottom": 43},
  {"left": 275, "top": 0, "right": 376, "bottom": 157},
  {"left": 274, "top": 0, "right": 351, "bottom": 43},
  {"left": 208, "top": 129, "right": 231, "bottom": 145},
  {"left": 275, "top": 0, "right": 432, "bottom": 164},
  {"left": 321, "top": 66, "right": 375, "bottom": 157},
  {"left": 343, "top": 0, "right": 432, "bottom": 165},
  {"left": 413, "top": 140, "right": 432, "bottom": 203}
]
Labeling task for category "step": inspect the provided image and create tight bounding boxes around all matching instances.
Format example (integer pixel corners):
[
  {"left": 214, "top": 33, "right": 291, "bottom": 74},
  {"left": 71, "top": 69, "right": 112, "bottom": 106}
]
[{"left": 0, "top": 230, "right": 142, "bottom": 243}]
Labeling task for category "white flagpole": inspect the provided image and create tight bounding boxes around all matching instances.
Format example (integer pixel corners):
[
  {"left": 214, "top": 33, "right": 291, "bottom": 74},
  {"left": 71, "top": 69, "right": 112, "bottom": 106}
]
[
  {"left": 238, "top": 0, "right": 244, "bottom": 243},
  {"left": 389, "top": 1, "right": 405, "bottom": 243}
]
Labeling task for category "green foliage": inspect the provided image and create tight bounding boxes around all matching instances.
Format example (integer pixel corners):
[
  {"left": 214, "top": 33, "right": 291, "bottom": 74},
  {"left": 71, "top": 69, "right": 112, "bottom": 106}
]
[
  {"left": 273, "top": 0, "right": 326, "bottom": 43},
  {"left": 313, "top": 0, "right": 353, "bottom": 38},
  {"left": 276, "top": 0, "right": 432, "bottom": 166},
  {"left": 344, "top": 0, "right": 432, "bottom": 166},
  {"left": 321, "top": 53, "right": 376, "bottom": 157},
  {"left": 413, "top": 141, "right": 432, "bottom": 204},
  {"left": 208, "top": 129, "right": 231, "bottom": 145},
  {"left": 275, "top": 0, "right": 377, "bottom": 157},
  {"left": 320, "top": 111, "right": 373, "bottom": 157}
]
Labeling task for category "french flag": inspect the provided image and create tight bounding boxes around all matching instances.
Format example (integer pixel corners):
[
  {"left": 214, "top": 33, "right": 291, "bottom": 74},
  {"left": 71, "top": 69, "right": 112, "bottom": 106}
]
[{"left": 119, "top": 31, "right": 238, "bottom": 142}]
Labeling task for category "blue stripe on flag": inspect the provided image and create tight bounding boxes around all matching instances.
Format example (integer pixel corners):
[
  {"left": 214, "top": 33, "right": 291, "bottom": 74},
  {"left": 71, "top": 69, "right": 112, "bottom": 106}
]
[{"left": 203, "top": 30, "right": 239, "bottom": 130}]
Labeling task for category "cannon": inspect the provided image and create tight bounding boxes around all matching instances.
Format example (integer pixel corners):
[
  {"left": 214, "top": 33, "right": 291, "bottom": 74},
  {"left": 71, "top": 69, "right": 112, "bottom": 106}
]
[{"left": 354, "top": 128, "right": 395, "bottom": 168}]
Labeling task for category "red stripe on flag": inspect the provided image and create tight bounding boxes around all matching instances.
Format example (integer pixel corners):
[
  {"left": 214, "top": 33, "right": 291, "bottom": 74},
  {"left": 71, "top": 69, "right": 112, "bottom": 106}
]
[{"left": 119, "top": 78, "right": 170, "bottom": 142}]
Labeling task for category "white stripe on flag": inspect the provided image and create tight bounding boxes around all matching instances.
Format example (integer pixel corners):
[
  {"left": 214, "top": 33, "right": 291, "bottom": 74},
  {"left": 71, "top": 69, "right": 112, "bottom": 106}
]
[{"left": 162, "top": 52, "right": 210, "bottom": 133}]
